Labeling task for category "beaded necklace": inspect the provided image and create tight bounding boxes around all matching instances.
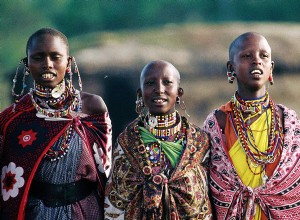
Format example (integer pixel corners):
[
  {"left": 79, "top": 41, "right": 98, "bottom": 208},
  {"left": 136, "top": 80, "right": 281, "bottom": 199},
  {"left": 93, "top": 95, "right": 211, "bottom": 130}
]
[
  {"left": 32, "top": 81, "right": 80, "bottom": 161},
  {"left": 34, "top": 79, "right": 66, "bottom": 99},
  {"left": 30, "top": 82, "right": 79, "bottom": 119},
  {"left": 44, "top": 124, "right": 75, "bottom": 161},
  {"left": 144, "top": 111, "right": 181, "bottom": 138},
  {"left": 230, "top": 92, "right": 283, "bottom": 178},
  {"left": 142, "top": 112, "right": 187, "bottom": 173}
]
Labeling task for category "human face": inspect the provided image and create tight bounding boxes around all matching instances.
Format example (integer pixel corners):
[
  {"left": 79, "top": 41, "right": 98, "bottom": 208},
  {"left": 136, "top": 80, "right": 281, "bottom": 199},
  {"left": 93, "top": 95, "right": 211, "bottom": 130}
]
[
  {"left": 228, "top": 34, "right": 274, "bottom": 98},
  {"left": 140, "top": 63, "right": 180, "bottom": 115},
  {"left": 27, "top": 34, "right": 69, "bottom": 88}
]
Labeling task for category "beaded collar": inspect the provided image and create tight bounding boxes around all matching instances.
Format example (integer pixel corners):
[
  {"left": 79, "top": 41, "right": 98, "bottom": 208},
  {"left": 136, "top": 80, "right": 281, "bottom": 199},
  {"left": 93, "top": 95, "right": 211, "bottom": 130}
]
[
  {"left": 144, "top": 111, "right": 181, "bottom": 138},
  {"left": 30, "top": 81, "right": 80, "bottom": 119}
]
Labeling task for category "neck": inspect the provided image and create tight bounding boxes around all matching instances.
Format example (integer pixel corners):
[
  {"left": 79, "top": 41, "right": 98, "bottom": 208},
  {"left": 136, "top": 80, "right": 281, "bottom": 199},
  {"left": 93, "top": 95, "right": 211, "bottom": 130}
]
[{"left": 237, "top": 88, "right": 267, "bottom": 100}]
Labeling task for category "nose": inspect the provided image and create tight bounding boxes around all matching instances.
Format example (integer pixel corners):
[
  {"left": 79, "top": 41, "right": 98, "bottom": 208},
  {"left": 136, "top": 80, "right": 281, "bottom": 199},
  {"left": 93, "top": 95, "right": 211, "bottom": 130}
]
[
  {"left": 154, "top": 82, "right": 164, "bottom": 94},
  {"left": 252, "top": 54, "right": 262, "bottom": 65},
  {"left": 43, "top": 57, "right": 53, "bottom": 69}
]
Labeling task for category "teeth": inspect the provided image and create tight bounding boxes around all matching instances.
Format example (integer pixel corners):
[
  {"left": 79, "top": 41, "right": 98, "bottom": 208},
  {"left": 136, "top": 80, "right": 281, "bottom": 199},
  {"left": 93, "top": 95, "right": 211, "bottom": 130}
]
[
  {"left": 42, "top": 73, "right": 54, "bottom": 79},
  {"left": 153, "top": 99, "right": 165, "bottom": 103},
  {"left": 251, "top": 70, "right": 261, "bottom": 74}
]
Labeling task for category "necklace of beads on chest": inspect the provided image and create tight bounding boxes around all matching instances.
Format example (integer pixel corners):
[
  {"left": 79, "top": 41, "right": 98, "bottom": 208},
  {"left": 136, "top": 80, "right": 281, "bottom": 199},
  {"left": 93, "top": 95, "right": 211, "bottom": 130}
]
[
  {"left": 44, "top": 124, "right": 75, "bottom": 161},
  {"left": 230, "top": 91, "right": 283, "bottom": 174},
  {"left": 144, "top": 112, "right": 187, "bottom": 167},
  {"left": 30, "top": 80, "right": 80, "bottom": 118}
]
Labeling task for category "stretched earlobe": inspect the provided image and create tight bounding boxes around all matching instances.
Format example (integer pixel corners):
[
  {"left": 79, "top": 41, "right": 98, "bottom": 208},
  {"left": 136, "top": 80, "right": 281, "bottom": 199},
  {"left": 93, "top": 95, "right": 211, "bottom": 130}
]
[{"left": 178, "top": 87, "right": 184, "bottom": 97}]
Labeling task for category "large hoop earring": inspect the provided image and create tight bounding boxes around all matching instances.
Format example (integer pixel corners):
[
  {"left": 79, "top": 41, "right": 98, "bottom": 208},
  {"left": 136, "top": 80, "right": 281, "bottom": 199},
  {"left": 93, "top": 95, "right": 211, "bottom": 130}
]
[
  {"left": 227, "top": 71, "right": 235, "bottom": 84},
  {"left": 67, "top": 56, "right": 82, "bottom": 92},
  {"left": 135, "top": 96, "right": 145, "bottom": 117},
  {"left": 12, "top": 58, "right": 30, "bottom": 108},
  {"left": 176, "top": 97, "right": 190, "bottom": 117}
]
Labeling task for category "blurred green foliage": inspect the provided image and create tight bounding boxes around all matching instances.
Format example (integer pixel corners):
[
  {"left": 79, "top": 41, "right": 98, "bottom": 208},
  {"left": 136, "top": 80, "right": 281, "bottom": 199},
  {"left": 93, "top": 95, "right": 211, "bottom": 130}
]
[{"left": 1, "top": 0, "right": 300, "bottom": 75}]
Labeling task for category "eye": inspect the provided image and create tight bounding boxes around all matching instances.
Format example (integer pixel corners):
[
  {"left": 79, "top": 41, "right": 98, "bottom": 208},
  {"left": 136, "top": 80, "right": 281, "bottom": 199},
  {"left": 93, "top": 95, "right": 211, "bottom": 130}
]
[
  {"left": 144, "top": 80, "right": 154, "bottom": 86},
  {"left": 51, "top": 54, "right": 63, "bottom": 60},
  {"left": 163, "top": 80, "right": 173, "bottom": 85},
  {"left": 31, "top": 55, "right": 43, "bottom": 61},
  {"left": 262, "top": 53, "right": 269, "bottom": 58},
  {"left": 241, "top": 53, "right": 251, "bottom": 58}
]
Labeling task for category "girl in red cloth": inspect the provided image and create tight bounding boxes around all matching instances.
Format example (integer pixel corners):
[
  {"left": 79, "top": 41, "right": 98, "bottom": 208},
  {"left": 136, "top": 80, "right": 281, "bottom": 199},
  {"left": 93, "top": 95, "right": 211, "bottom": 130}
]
[{"left": 0, "top": 28, "right": 112, "bottom": 220}]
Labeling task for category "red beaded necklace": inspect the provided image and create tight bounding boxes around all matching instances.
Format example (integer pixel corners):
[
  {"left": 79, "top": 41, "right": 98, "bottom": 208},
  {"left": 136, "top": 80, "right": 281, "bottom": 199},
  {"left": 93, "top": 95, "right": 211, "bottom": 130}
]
[{"left": 230, "top": 92, "right": 283, "bottom": 175}]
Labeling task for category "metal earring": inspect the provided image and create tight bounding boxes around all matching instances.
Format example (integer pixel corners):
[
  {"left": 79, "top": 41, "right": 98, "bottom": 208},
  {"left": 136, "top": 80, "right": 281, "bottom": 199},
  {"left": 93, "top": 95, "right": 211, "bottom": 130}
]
[{"left": 176, "top": 97, "right": 190, "bottom": 117}]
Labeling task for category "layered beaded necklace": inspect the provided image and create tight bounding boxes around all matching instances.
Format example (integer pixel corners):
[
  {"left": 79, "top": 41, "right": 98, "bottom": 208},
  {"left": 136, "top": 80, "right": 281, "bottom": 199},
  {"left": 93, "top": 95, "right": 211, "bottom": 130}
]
[
  {"left": 31, "top": 80, "right": 79, "bottom": 161},
  {"left": 230, "top": 91, "right": 283, "bottom": 182},
  {"left": 30, "top": 80, "right": 80, "bottom": 119},
  {"left": 142, "top": 111, "right": 186, "bottom": 172}
]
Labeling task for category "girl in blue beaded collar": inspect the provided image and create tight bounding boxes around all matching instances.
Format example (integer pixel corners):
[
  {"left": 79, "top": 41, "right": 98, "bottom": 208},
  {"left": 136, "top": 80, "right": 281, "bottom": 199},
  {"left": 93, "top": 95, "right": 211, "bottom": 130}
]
[{"left": 104, "top": 60, "right": 212, "bottom": 220}]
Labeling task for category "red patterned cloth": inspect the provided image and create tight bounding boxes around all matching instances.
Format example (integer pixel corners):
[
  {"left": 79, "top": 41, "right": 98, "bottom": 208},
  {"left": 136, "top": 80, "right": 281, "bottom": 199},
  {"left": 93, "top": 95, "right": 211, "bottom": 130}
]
[
  {"left": 104, "top": 117, "right": 212, "bottom": 220},
  {"left": 0, "top": 94, "right": 112, "bottom": 220},
  {"left": 203, "top": 104, "right": 300, "bottom": 219}
]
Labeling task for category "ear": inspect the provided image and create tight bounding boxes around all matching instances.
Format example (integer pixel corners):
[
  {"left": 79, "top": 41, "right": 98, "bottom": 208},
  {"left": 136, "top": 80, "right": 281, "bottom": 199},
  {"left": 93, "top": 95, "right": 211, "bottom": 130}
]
[
  {"left": 67, "top": 56, "right": 73, "bottom": 65},
  {"left": 22, "top": 57, "right": 28, "bottom": 68},
  {"left": 136, "top": 88, "right": 142, "bottom": 98},
  {"left": 178, "top": 87, "right": 184, "bottom": 97},
  {"left": 271, "top": 61, "right": 275, "bottom": 72},
  {"left": 227, "top": 61, "right": 234, "bottom": 72}
]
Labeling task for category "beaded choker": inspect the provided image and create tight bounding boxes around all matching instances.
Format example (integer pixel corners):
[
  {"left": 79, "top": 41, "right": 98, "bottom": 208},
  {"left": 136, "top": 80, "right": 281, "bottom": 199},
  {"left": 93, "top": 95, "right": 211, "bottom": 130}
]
[
  {"left": 30, "top": 82, "right": 80, "bottom": 119},
  {"left": 144, "top": 111, "right": 181, "bottom": 138},
  {"left": 233, "top": 91, "right": 269, "bottom": 122},
  {"left": 34, "top": 80, "right": 66, "bottom": 99},
  {"left": 147, "top": 111, "right": 177, "bottom": 128},
  {"left": 230, "top": 92, "right": 283, "bottom": 180}
]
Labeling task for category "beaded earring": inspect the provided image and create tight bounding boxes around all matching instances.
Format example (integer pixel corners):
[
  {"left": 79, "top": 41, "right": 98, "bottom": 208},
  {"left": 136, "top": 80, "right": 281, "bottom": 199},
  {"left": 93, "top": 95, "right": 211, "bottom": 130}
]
[
  {"left": 227, "top": 71, "right": 236, "bottom": 84},
  {"left": 67, "top": 56, "right": 82, "bottom": 92},
  {"left": 11, "top": 58, "right": 30, "bottom": 111},
  {"left": 269, "top": 75, "right": 274, "bottom": 85},
  {"left": 135, "top": 96, "right": 145, "bottom": 117}
]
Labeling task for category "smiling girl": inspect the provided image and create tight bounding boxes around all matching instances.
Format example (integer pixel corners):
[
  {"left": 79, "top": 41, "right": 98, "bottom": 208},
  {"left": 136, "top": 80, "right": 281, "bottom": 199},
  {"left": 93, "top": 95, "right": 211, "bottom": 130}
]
[{"left": 104, "top": 60, "right": 212, "bottom": 219}]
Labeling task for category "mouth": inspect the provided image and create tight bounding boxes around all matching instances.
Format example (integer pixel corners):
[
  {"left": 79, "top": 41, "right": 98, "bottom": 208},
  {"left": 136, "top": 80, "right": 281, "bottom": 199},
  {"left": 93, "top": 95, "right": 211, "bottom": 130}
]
[
  {"left": 250, "top": 69, "right": 263, "bottom": 79},
  {"left": 41, "top": 72, "right": 56, "bottom": 80},
  {"left": 152, "top": 98, "right": 167, "bottom": 104},
  {"left": 250, "top": 69, "right": 263, "bottom": 75}
]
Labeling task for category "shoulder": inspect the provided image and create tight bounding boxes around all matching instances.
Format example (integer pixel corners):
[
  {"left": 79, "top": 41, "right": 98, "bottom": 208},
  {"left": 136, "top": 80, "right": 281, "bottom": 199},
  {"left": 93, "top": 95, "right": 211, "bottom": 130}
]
[
  {"left": 80, "top": 92, "right": 108, "bottom": 115},
  {"left": 215, "top": 109, "right": 226, "bottom": 131},
  {"left": 277, "top": 104, "right": 299, "bottom": 124}
]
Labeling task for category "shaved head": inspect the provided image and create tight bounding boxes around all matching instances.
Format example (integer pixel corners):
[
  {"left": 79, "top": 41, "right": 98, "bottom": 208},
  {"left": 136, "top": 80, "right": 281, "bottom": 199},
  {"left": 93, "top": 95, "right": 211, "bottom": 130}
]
[
  {"left": 140, "top": 60, "right": 181, "bottom": 87},
  {"left": 229, "top": 32, "right": 271, "bottom": 61}
]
